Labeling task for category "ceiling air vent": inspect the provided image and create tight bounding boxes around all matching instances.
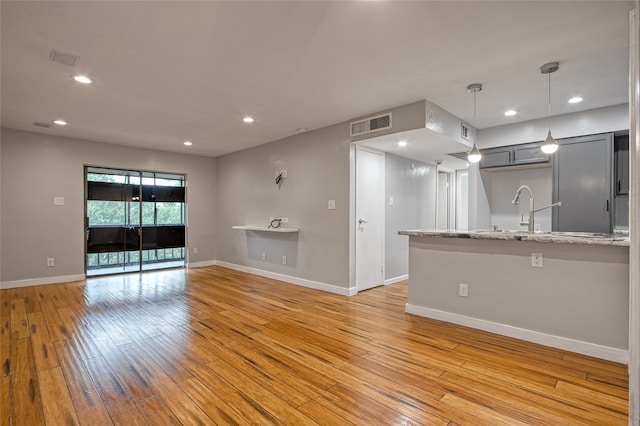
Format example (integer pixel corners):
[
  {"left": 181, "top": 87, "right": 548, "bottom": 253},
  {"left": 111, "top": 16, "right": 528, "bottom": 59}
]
[
  {"left": 350, "top": 113, "right": 392, "bottom": 137},
  {"left": 32, "top": 121, "right": 52, "bottom": 128},
  {"left": 461, "top": 122, "right": 471, "bottom": 141},
  {"left": 49, "top": 49, "right": 79, "bottom": 67}
]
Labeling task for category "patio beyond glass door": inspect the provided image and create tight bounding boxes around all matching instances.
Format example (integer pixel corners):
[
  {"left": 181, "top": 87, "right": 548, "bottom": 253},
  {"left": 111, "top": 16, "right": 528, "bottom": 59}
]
[{"left": 85, "top": 167, "right": 186, "bottom": 276}]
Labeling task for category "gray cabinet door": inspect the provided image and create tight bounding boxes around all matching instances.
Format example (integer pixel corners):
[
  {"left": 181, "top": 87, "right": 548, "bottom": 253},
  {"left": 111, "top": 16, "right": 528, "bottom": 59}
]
[
  {"left": 513, "top": 142, "right": 550, "bottom": 165},
  {"left": 552, "top": 134, "right": 613, "bottom": 233},
  {"left": 479, "top": 148, "right": 511, "bottom": 168}
]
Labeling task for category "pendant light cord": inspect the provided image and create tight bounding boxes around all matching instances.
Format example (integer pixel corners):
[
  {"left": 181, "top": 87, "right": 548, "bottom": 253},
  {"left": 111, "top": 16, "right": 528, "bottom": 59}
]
[
  {"left": 474, "top": 89, "right": 477, "bottom": 127},
  {"left": 548, "top": 72, "right": 552, "bottom": 132}
]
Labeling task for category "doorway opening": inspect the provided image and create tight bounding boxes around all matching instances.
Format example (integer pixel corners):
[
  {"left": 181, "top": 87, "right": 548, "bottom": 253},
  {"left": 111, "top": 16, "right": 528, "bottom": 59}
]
[{"left": 85, "top": 166, "right": 186, "bottom": 276}]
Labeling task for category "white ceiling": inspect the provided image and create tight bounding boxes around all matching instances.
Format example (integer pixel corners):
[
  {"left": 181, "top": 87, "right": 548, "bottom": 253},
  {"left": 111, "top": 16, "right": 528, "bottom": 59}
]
[{"left": 0, "top": 1, "right": 630, "bottom": 160}]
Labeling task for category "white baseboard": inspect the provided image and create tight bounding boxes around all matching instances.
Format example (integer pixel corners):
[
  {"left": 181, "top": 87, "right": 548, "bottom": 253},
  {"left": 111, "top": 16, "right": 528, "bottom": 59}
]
[
  {"left": 216, "top": 261, "right": 356, "bottom": 296},
  {"left": 405, "top": 303, "right": 628, "bottom": 364},
  {"left": 1, "top": 274, "right": 86, "bottom": 289},
  {"left": 384, "top": 274, "right": 408, "bottom": 285},
  {"left": 187, "top": 260, "right": 218, "bottom": 269}
]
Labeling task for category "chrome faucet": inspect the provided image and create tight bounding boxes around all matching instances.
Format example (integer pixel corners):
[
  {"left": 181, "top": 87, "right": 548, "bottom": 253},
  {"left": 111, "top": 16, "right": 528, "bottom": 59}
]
[{"left": 512, "top": 185, "right": 562, "bottom": 234}]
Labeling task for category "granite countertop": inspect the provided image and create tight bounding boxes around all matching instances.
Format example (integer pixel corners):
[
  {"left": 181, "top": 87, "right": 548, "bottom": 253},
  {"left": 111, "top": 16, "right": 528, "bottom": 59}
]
[{"left": 398, "top": 229, "right": 630, "bottom": 247}]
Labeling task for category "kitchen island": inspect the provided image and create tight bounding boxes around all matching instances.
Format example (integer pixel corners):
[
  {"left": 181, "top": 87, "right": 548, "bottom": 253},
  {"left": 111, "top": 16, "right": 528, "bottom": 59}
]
[{"left": 398, "top": 229, "right": 630, "bottom": 362}]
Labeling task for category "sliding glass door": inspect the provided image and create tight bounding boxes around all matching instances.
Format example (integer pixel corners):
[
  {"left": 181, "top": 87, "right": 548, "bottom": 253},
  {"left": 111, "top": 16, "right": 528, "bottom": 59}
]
[{"left": 85, "top": 167, "right": 186, "bottom": 276}]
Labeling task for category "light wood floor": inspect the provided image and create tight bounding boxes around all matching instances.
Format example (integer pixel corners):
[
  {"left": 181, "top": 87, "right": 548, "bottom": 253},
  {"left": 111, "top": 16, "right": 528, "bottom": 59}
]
[{"left": 1, "top": 266, "right": 628, "bottom": 425}]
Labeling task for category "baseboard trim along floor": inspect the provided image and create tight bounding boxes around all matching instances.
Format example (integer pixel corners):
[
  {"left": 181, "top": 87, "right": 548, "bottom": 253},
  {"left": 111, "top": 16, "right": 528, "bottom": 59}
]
[
  {"left": 215, "top": 261, "right": 356, "bottom": 296},
  {"left": 406, "top": 303, "right": 628, "bottom": 364}
]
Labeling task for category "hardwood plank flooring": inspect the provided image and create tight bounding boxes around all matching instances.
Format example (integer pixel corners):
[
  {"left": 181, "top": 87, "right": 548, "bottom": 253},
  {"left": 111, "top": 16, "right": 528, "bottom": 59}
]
[{"left": 0, "top": 266, "right": 628, "bottom": 425}]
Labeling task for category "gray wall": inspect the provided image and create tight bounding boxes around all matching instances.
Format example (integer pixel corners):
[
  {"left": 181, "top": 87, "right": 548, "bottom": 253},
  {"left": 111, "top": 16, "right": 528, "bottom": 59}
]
[
  {"left": 384, "top": 154, "right": 436, "bottom": 280},
  {"left": 488, "top": 167, "right": 553, "bottom": 231},
  {"left": 615, "top": 194, "right": 629, "bottom": 230},
  {"left": 468, "top": 163, "right": 492, "bottom": 231},
  {"left": 0, "top": 128, "right": 217, "bottom": 283},
  {"left": 0, "top": 134, "right": 2, "bottom": 280},
  {"left": 215, "top": 121, "right": 351, "bottom": 290}
]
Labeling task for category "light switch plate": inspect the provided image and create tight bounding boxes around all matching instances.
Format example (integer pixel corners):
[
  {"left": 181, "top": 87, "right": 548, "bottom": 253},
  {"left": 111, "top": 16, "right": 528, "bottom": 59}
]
[
  {"left": 54, "top": 197, "right": 65, "bottom": 206},
  {"left": 389, "top": 197, "right": 394, "bottom": 206},
  {"left": 459, "top": 283, "right": 469, "bottom": 297},
  {"left": 328, "top": 200, "right": 336, "bottom": 210}
]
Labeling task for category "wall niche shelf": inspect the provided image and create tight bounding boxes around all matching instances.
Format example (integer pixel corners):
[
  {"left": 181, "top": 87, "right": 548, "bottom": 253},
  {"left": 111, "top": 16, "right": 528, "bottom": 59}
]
[{"left": 232, "top": 225, "right": 299, "bottom": 233}]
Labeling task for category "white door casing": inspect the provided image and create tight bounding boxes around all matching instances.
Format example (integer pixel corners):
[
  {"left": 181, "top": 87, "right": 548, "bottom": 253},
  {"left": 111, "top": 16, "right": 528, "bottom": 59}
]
[{"left": 355, "top": 147, "right": 385, "bottom": 291}]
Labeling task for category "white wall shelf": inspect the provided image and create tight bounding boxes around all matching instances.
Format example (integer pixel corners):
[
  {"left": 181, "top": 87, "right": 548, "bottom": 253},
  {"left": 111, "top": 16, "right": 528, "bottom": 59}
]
[{"left": 232, "top": 225, "right": 299, "bottom": 233}]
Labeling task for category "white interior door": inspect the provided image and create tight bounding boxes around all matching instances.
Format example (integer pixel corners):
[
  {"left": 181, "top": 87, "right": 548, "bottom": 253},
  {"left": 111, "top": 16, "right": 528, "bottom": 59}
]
[{"left": 356, "top": 147, "right": 385, "bottom": 291}]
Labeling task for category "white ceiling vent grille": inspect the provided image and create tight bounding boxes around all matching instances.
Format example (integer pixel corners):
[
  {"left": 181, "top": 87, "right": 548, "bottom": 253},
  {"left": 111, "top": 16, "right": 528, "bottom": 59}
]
[
  {"left": 350, "top": 113, "right": 392, "bottom": 137},
  {"left": 461, "top": 122, "right": 471, "bottom": 140},
  {"left": 49, "top": 49, "right": 79, "bottom": 67}
]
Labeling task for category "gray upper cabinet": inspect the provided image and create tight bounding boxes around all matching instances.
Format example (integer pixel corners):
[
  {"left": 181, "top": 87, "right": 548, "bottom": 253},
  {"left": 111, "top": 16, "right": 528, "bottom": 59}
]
[
  {"left": 552, "top": 133, "right": 613, "bottom": 233},
  {"left": 480, "top": 141, "right": 550, "bottom": 169},
  {"left": 513, "top": 142, "right": 550, "bottom": 165},
  {"left": 479, "top": 147, "right": 511, "bottom": 168}
]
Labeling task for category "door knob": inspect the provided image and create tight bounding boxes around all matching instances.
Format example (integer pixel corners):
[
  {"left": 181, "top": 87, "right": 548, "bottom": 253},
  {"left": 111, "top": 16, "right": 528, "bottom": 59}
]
[{"left": 359, "top": 219, "right": 368, "bottom": 225}]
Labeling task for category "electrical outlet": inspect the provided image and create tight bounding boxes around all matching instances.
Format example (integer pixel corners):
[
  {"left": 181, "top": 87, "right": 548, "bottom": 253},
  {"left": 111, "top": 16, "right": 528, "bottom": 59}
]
[
  {"left": 281, "top": 169, "right": 287, "bottom": 178},
  {"left": 47, "top": 258, "right": 54, "bottom": 267},
  {"left": 459, "top": 283, "right": 469, "bottom": 297},
  {"left": 282, "top": 255, "right": 287, "bottom": 265},
  {"left": 281, "top": 217, "right": 288, "bottom": 223},
  {"left": 531, "top": 253, "right": 543, "bottom": 268},
  {"left": 262, "top": 252, "right": 266, "bottom": 261},
  {"left": 53, "top": 197, "right": 65, "bottom": 206},
  {"left": 193, "top": 247, "right": 198, "bottom": 255}
]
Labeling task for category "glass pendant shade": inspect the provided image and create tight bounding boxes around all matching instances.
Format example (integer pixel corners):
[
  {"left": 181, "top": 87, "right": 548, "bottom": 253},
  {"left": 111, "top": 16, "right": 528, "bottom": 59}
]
[
  {"left": 468, "top": 144, "right": 482, "bottom": 163},
  {"left": 541, "top": 130, "right": 559, "bottom": 154}
]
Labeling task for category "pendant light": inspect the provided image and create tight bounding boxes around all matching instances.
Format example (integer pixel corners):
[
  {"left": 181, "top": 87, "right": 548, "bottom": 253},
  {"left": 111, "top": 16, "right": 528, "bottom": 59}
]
[
  {"left": 467, "top": 83, "right": 482, "bottom": 163},
  {"left": 540, "top": 62, "right": 559, "bottom": 154}
]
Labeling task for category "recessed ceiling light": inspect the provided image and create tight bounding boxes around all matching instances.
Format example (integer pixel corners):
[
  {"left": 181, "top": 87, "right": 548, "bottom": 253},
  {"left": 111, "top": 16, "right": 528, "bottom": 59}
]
[
  {"left": 504, "top": 109, "right": 518, "bottom": 117},
  {"left": 183, "top": 141, "right": 193, "bottom": 146},
  {"left": 53, "top": 119, "right": 67, "bottom": 126},
  {"left": 73, "top": 75, "right": 94, "bottom": 84},
  {"left": 243, "top": 116, "right": 254, "bottom": 123},
  {"left": 568, "top": 97, "right": 583, "bottom": 104},
  {"left": 397, "top": 140, "right": 408, "bottom": 147}
]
